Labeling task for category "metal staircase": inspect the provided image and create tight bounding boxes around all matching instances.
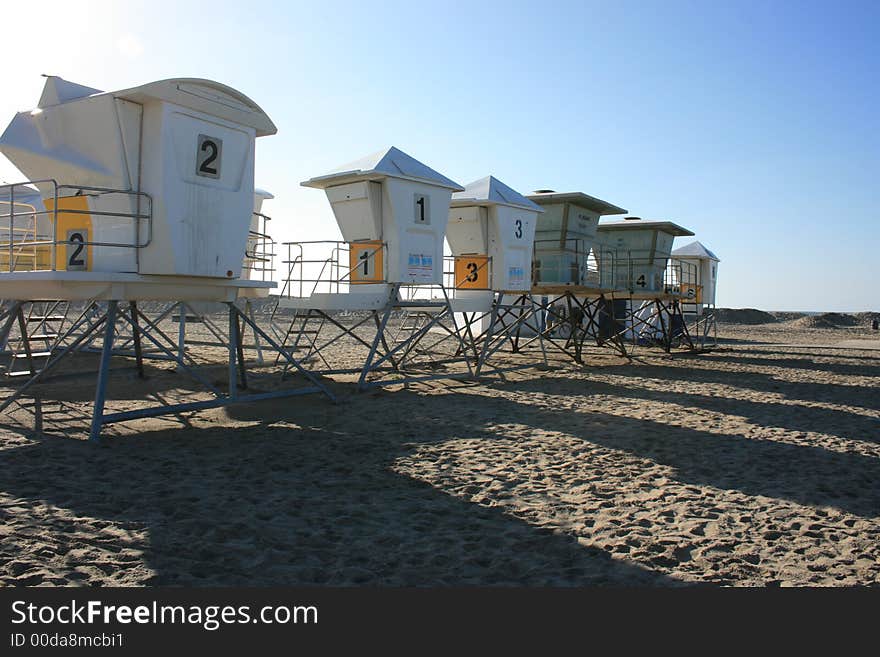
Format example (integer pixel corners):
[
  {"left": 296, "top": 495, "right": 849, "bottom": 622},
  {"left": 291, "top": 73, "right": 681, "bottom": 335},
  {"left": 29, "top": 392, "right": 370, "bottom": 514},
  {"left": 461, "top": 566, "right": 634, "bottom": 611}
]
[
  {"left": 277, "top": 309, "right": 327, "bottom": 366},
  {"left": 2, "top": 301, "right": 70, "bottom": 377}
]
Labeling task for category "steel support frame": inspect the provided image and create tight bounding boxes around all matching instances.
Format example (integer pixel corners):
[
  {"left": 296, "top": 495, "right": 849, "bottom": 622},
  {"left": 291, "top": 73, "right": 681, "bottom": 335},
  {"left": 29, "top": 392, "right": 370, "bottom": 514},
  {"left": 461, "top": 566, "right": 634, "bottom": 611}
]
[
  {"left": 279, "top": 283, "right": 475, "bottom": 390},
  {"left": 512, "top": 292, "right": 630, "bottom": 364},
  {"left": 613, "top": 296, "right": 696, "bottom": 354},
  {"left": 0, "top": 299, "right": 335, "bottom": 442},
  {"left": 451, "top": 293, "right": 548, "bottom": 376}
]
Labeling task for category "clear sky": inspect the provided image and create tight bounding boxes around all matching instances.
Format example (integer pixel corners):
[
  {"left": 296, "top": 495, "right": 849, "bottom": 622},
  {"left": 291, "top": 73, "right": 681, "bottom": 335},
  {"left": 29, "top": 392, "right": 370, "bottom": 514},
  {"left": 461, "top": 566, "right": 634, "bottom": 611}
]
[{"left": 1, "top": 0, "right": 877, "bottom": 311}]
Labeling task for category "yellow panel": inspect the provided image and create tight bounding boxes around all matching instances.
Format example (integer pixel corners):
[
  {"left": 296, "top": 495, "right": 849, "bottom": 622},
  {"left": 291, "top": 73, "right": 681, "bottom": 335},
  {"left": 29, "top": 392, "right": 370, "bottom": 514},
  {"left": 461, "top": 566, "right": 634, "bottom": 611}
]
[
  {"left": 681, "top": 283, "right": 702, "bottom": 303},
  {"left": 454, "top": 255, "right": 490, "bottom": 290},
  {"left": 44, "top": 196, "right": 93, "bottom": 271},
  {"left": 348, "top": 241, "right": 384, "bottom": 284}
]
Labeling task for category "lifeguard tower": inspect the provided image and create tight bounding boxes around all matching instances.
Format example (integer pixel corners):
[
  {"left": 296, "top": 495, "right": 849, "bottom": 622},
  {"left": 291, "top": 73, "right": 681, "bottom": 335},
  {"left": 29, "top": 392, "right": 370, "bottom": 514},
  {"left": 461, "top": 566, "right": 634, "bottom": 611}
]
[
  {"left": 444, "top": 176, "right": 546, "bottom": 374},
  {"left": 530, "top": 190, "right": 627, "bottom": 287},
  {"left": 512, "top": 190, "right": 631, "bottom": 363},
  {"left": 277, "top": 146, "right": 474, "bottom": 388},
  {"left": 0, "top": 76, "right": 332, "bottom": 440},
  {"left": 671, "top": 240, "right": 720, "bottom": 348},
  {"left": 597, "top": 217, "right": 698, "bottom": 352}
]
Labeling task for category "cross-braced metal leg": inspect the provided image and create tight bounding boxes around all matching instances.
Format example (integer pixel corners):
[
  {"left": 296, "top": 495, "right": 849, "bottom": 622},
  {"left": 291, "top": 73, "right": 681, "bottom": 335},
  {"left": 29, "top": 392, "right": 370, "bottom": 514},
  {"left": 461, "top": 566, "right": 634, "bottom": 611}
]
[
  {"left": 466, "top": 293, "right": 547, "bottom": 376},
  {"left": 510, "top": 292, "right": 630, "bottom": 365},
  {"left": 0, "top": 297, "right": 336, "bottom": 442}
]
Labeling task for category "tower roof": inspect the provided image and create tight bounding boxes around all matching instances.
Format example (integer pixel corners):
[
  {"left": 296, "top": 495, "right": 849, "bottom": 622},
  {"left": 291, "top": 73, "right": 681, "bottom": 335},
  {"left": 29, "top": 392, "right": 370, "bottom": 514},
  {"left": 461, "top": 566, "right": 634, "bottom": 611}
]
[
  {"left": 32, "top": 76, "right": 277, "bottom": 136},
  {"left": 672, "top": 240, "right": 720, "bottom": 261},
  {"left": 451, "top": 176, "right": 543, "bottom": 212},
  {"left": 597, "top": 218, "right": 694, "bottom": 237},
  {"left": 526, "top": 190, "right": 627, "bottom": 216},
  {"left": 302, "top": 146, "right": 463, "bottom": 191}
]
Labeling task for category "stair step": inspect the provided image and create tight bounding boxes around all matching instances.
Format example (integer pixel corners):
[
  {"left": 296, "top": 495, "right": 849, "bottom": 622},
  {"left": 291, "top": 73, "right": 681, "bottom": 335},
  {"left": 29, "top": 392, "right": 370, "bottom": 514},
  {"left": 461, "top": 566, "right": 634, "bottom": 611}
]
[
  {"left": 12, "top": 351, "right": 52, "bottom": 359},
  {"left": 28, "top": 334, "right": 59, "bottom": 341},
  {"left": 6, "top": 370, "right": 39, "bottom": 378}
]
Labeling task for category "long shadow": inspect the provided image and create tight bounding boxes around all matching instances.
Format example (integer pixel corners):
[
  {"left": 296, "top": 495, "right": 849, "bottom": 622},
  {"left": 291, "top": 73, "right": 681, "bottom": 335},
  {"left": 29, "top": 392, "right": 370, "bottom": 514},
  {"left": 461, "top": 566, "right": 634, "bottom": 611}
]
[
  {"left": 0, "top": 389, "right": 677, "bottom": 587},
  {"left": 682, "top": 351, "right": 880, "bottom": 379},
  {"left": 595, "top": 358, "right": 880, "bottom": 412},
  {"left": 493, "top": 373, "right": 880, "bottom": 446},
  {"left": 714, "top": 336, "right": 778, "bottom": 346},
  {"left": 478, "top": 379, "right": 880, "bottom": 518},
  {"left": 732, "top": 346, "right": 880, "bottom": 363}
]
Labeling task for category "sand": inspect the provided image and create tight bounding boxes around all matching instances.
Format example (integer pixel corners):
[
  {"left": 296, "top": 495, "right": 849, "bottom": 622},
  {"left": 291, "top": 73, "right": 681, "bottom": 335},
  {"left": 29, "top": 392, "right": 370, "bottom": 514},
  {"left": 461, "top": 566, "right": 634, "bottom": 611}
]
[{"left": 0, "top": 314, "right": 878, "bottom": 587}]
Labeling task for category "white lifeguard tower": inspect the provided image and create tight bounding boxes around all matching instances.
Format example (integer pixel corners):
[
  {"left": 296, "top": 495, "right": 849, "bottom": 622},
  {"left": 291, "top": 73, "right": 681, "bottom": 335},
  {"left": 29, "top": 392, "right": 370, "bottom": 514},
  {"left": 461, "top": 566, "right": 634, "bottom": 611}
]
[
  {"left": 597, "top": 217, "right": 699, "bottom": 352},
  {"left": 277, "top": 147, "right": 474, "bottom": 388},
  {"left": 528, "top": 190, "right": 627, "bottom": 287},
  {"left": 0, "top": 76, "right": 332, "bottom": 440},
  {"left": 445, "top": 176, "right": 546, "bottom": 373},
  {"left": 511, "top": 190, "right": 631, "bottom": 363},
  {"left": 671, "top": 240, "right": 720, "bottom": 348}
]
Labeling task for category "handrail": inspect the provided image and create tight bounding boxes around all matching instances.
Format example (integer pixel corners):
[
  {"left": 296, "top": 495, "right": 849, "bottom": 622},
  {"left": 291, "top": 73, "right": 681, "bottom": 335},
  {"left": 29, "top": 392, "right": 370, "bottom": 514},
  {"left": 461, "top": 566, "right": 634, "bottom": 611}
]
[
  {"left": 533, "top": 238, "right": 617, "bottom": 289},
  {"left": 1, "top": 178, "right": 153, "bottom": 273},
  {"left": 242, "top": 212, "right": 276, "bottom": 282},
  {"left": 281, "top": 240, "right": 388, "bottom": 298}
]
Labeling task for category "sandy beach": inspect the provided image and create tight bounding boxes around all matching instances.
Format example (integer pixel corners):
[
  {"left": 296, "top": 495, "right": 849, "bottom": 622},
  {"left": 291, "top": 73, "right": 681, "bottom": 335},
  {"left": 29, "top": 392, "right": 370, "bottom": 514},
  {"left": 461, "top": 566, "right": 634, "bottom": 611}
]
[{"left": 0, "top": 312, "right": 878, "bottom": 587}]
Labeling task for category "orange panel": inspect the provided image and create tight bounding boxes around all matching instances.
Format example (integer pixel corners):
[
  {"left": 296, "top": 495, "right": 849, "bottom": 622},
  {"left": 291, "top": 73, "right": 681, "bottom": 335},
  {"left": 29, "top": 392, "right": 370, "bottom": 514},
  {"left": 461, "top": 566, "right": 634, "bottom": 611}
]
[
  {"left": 348, "top": 241, "right": 384, "bottom": 284},
  {"left": 680, "top": 283, "right": 702, "bottom": 303},
  {"left": 454, "top": 255, "right": 490, "bottom": 290}
]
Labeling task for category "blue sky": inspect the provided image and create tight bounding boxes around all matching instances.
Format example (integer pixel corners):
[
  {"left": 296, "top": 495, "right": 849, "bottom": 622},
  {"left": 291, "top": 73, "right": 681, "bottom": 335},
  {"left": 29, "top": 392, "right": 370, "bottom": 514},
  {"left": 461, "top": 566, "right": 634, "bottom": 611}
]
[{"left": 1, "top": 0, "right": 877, "bottom": 311}]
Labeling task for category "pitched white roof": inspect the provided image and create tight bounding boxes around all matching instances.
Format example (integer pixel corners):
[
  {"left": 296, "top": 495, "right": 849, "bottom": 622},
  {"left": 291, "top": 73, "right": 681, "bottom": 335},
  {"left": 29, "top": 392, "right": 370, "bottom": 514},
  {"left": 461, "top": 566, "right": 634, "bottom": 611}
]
[
  {"left": 302, "top": 146, "right": 463, "bottom": 191},
  {"left": 451, "top": 176, "right": 544, "bottom": 212},
  {"left": 672, "top": 240, "right": 720, "bottom": 261}
]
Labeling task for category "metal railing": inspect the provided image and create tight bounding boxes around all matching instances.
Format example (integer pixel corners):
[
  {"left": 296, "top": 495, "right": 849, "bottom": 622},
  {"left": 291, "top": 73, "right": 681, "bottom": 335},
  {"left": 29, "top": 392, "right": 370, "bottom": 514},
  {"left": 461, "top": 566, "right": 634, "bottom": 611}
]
[
  {"left": 532, "top": 238, "right": 619, "bottom": 289},
  {"left": 279, "top": 240, "right": 387, "bottom": 299},
  {"left": 0, "top": 179, "right": 152, "bottom": 273},
  {"left": 0, "top": 200, "right": 40, "bottom": 271},
  {"left": 242, "top": 212, "right": 276, "bottom": 282},
  {"left": 666, "top": 258, "right": 699, "bottom": 298},
  {"left": 609, "top": 252, "right": 698, "bottom": 296}
]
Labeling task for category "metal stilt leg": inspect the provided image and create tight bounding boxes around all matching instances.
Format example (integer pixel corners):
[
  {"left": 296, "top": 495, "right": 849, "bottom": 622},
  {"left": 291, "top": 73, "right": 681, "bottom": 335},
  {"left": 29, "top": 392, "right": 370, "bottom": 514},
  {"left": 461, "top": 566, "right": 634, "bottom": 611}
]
[
  {"left": 228, "top": 304, "right": 238, "bottom": 400},
  {"left": 89, "top": 300, "right": 118, "bottom": 443},
  {"left": 129, "top": 301, "right": 145, "bottom": 379}
]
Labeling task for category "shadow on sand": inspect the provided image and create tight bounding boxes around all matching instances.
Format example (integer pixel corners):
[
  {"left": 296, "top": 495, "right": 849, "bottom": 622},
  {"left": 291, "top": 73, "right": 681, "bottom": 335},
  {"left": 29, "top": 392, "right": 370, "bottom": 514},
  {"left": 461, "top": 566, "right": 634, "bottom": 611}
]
[
  {"left": 2, "top": 343, "right": 878, "bottom": 586},
  {"left": 481, "top": 378, "right": 880, "bottom": 518},
  {"left": 0, "top": 386, "right": 678, "bottom": 587},
  {"left": 591, "top": 355, "right": 880, "bottom": 412}
]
